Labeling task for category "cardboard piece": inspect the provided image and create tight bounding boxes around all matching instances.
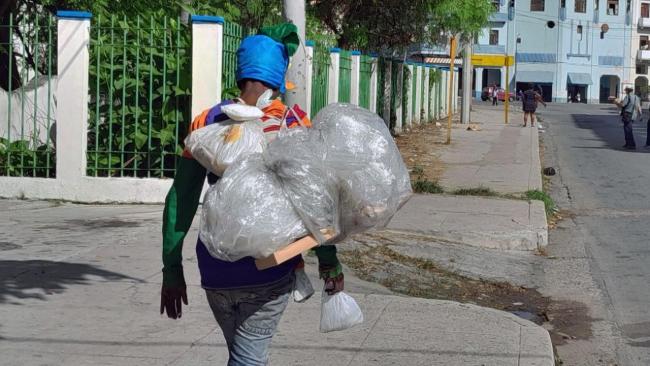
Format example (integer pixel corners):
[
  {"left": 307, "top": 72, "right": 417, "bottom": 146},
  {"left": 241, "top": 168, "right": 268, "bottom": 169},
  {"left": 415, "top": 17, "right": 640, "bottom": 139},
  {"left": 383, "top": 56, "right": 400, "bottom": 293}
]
[{"left": 255, "top": 229, "right": 334, "bottom": 270}]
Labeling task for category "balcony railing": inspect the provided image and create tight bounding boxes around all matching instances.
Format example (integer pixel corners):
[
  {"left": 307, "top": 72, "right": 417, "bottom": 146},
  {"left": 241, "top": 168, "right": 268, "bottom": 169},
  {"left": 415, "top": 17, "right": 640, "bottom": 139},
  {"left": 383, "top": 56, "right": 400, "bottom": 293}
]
[
  {"left": 637, "top": 49, "right": 650, "bottom": 61},
  {"left": 639, "top": 17, "right": 650, "bottom": 29}
]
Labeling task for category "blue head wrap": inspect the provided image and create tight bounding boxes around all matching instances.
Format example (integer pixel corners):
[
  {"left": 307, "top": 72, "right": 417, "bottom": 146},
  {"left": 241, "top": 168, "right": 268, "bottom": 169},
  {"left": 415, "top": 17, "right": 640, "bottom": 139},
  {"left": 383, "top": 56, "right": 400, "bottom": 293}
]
[{"left": 236, "top": 35, "right": 289, "bottom": 94}]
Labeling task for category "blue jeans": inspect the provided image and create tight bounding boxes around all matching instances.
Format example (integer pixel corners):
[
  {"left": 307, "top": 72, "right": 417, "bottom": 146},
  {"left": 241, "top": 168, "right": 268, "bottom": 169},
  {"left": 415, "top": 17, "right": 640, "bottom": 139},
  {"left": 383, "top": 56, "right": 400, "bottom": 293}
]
[
  {"left": 622, "top": 112, "right": 636, "bottom": 147},
  {"left": 205, "top": 274, "right": 294, "bottom": 366}
]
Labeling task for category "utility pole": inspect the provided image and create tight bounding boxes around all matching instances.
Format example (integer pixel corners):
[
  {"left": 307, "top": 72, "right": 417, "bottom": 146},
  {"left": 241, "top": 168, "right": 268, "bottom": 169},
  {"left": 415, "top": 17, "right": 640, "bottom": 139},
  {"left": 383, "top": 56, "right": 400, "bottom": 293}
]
[
  {"left": 461, "top": 40, "right": 472, "bottom": 124},
  {"left": 282, "top": 0, "right": 307, "bottom": 108}
]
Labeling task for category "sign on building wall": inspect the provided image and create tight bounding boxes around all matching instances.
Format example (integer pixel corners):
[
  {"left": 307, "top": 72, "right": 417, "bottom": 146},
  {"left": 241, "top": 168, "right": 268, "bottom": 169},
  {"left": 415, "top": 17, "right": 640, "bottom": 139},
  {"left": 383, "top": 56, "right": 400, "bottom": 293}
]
[{"left": 471, "top": 54, "right": 515, "bottom": 67}]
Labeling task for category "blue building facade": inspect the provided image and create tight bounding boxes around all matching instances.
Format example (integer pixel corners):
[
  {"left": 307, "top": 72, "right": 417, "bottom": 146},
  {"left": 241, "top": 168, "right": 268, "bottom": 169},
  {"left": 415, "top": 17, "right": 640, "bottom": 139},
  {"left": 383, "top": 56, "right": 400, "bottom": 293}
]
[{"left": 473, "top": 0, "right": 634, "bottom": 103}]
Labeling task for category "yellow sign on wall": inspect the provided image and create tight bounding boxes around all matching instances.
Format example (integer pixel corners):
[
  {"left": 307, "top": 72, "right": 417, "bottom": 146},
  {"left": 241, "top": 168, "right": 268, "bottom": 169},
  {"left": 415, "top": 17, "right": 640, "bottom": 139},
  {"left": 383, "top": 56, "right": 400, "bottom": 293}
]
[{"left": 471, "top": 54, "right": 515, "bottom": 67}]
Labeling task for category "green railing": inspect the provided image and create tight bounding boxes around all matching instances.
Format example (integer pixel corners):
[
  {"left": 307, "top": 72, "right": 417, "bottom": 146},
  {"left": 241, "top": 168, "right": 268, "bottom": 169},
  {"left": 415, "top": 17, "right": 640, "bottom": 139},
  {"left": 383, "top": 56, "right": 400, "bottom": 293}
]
[
  {"left": 222, "top": 21, "right": 246, "bottom": 99},
  {"left": 1, "top": 13, "right": 56, "bottom": 177},
  {"left": 87, "top": 15, "right": 191, "bottom": 178},
  {"left": 310, "top": 45, "right": 329, "bottom": 117},
  {"left": 338, "top": 50, "right": 351, "bottom": 103},
  {"left": 358, "top": 55, "right": 372, "bottom": 109}
]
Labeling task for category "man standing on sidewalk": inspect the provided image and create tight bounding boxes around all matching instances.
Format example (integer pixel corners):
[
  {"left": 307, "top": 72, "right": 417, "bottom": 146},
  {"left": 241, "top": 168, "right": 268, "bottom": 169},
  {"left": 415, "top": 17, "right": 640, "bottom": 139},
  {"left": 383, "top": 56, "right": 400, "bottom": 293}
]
[
  {"left": 616, "top": 87, "right": 641, "bottom": 150},
  {"left": 160, "top": 23, "right": 344, "bottom": 365},
  {"left": 492, "top": 84, "right": 499, "bottom": 106}
]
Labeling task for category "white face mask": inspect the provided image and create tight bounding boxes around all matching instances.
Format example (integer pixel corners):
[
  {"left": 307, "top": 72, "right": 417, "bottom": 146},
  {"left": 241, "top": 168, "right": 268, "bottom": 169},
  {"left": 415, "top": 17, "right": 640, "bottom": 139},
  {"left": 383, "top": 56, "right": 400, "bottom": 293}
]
[{"left": 255, "top": 89, "right": 274, "bottom": 109}]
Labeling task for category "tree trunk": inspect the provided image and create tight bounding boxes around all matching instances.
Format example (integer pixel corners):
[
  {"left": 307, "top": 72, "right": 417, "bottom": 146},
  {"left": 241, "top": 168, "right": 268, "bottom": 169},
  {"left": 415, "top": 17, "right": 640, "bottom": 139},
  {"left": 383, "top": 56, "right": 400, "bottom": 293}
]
[
  {"left": 0, "top": 1, "right": 21, "bottom": 91},
  {"left": 394, "top": 51, "right": 406, "bottom": 134},
  {"left": 382, "top": 59, "right": 392, "bottom": 129}
]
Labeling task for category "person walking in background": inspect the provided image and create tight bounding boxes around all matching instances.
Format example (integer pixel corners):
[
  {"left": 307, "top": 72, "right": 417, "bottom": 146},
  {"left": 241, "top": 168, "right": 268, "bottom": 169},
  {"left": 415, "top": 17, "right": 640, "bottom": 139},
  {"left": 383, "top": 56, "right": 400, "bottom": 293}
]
[
  {"left": 615, "top": 86, "right": 641, "bottom": 150},
  {"left": 492, "top": 84, "right": 498, "bottom": 106},
  {"left": 522, "top": 83, "right": 546, "bottom": 127}
]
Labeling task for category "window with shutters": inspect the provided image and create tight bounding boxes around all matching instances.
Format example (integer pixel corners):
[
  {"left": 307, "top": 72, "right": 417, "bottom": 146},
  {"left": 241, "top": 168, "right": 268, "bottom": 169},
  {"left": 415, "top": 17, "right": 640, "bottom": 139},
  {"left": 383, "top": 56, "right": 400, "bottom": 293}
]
[
  {"left": 531, "top": 0, "right": 545, "bottom": 11},
  {"left": 607, "top": 0, "right": 618, "bottom": 15},
  {"left": 642, "top": 3, "right": 650, "bottom": 17},
  {"left": 575, "top": 0, "right": 587, "bottom": 12},
  {"left": 489, "top": 30, "right": 499, "bottom": 45}
]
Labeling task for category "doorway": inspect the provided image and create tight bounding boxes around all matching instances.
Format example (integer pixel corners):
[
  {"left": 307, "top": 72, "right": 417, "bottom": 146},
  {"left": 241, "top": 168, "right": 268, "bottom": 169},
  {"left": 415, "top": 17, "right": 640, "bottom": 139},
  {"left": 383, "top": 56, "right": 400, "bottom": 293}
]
[{"left": 599, "top": 75, "right": 620, "bottom": 103}]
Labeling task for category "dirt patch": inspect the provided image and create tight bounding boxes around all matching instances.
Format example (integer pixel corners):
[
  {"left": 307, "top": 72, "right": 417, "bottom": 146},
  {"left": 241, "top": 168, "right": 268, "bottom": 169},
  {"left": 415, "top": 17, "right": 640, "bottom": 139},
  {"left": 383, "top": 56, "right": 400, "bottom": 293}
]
[
  {"left": 339, "top": 231, "right": 594, "bottom": 346},
  {"left": 395, "top": 121, "right": 447, "bottom": 183}
]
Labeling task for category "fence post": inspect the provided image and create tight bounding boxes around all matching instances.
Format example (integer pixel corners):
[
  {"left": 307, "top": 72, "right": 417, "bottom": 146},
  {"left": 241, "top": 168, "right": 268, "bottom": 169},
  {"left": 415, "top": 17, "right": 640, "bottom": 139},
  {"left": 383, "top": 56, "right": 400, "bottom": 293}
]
[
  {"left": 414, "top": 65, "right": 422, "bottom": 124},
  {"left": 394, "top": 61, "right": 403, "bottom": 133},
  {"left": 350, "top": 50, "right": 361, "bottom": 105},
  {"left": 369, "top": 55, "right": 378, "bottom": 113},
  {"left": 56, "top": 11, "right": 92, "bottom": 181},
  {"left": 406, "top": 63, "right": 414, "bottom": 127},
  {"left": 191, "top": 15, "right": 224, "bottom": 119},
  {"left": 423, "top": 66, "right": 430, "bottom": 123},
  {"left": 305, "top": 40, "right": 314, "bottom": 118},
  {"left": 328, "top": 48, "right": 340, "bottom": 104}
]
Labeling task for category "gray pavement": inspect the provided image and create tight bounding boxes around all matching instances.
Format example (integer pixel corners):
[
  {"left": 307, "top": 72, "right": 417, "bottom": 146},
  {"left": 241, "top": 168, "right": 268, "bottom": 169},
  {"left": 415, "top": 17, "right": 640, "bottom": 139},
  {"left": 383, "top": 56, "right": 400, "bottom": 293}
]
[
  {"left": 388, "top": 194, "right": 547, "bottom": 251},
  {"left": 439, "top": 104, "right": 543, "bottom": 194},
  {"left": 1, "top": 199, "right": 554, "bottom": 365},
  {"left": 537, "top": 103, "right": 650, "bottom": 366}
]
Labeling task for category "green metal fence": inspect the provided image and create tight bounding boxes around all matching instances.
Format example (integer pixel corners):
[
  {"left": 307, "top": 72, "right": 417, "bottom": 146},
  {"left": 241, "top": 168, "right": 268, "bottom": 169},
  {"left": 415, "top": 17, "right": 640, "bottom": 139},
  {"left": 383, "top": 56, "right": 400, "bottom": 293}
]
[
  {"left": 376, "top": 57, "right": 385, "bottom": 118},
  {"left": 338, "top": 50, "right": 351, "bottom": 103},
  {"left": 411, "top": 65, "right": 417, "bottom": 120},
  {"left": 1, "top": 13, "right": 56, "bottom": 177},
  {"left": 310, "top": 45, "right": 329, "bottom": 117},
  {"left": 358, "top": 55, "right": 372, "bottom": 109},
  {"left": 87, "top": 15, "right": 191, "bottom": 178},
  {"left": 222, "top": 21, "right": 246, "bottom": 99}
]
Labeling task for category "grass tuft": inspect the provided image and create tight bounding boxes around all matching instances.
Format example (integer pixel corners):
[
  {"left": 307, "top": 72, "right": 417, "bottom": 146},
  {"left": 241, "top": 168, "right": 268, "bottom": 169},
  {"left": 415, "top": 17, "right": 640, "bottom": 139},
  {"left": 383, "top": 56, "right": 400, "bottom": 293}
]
[
  {"left": 411, "top": 165, "right": 444, "bottom": 194},
  {"left": 525, "top": 189, "right": 556, "bottom": 217}
]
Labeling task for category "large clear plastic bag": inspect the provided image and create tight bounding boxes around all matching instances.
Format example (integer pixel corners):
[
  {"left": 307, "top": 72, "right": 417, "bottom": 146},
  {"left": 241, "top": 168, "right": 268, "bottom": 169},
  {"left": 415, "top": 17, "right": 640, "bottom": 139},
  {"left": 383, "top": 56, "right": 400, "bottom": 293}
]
[
  {"left": 184, "top": 120, "right": 266, "bottom": 176},
  {"left": 265, "top": 127, "right": 340, "bottom": 244},
  {"left": 311, "top": 104, "right": 412, "bottom": 238},
  {"left": 319, "top": 290, "right": 364, "bottom": 333},
  {"left": 199, "top": 154, "right": 308, "bottom": 261}
]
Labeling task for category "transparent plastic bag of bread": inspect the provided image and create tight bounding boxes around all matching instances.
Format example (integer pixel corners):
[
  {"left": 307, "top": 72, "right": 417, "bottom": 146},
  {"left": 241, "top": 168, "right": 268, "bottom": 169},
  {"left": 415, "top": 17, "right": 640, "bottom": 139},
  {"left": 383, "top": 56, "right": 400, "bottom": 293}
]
[
  {"left": 199, "top": 154, "right": 308, "bottom": 262},
  {"left": 184, "top": 120, "right": 266, "bottom": 176},
  {"left": 311, "top": 103, "right": 412, "bottom": 237},
  {"left": 265, "top": 127, "right": 340, "bottom": 244}
]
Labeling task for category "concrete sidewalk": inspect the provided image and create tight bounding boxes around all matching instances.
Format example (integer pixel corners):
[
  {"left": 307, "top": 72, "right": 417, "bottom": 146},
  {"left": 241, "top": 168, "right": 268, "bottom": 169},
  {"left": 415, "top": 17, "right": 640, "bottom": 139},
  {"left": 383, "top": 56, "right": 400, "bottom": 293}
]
[
  {"left": 389, "top": 194, "right": 548, "bottom": 251},
  {"left": 439, "top": 103, "right": 543, "bottom": 194},
  {"left": 0, "top": 200, "right": 554, "bottom": 365}
]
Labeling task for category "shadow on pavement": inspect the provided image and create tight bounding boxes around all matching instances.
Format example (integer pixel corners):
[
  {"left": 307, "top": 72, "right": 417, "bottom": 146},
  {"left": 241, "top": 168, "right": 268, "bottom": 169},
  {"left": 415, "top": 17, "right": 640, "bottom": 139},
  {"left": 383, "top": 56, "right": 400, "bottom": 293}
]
[
  {"left": 571, "top": 114, "right": 650, "bottom": 153},
  {"left": 0, "top": 260, "right": 141, "bottom": 304}
]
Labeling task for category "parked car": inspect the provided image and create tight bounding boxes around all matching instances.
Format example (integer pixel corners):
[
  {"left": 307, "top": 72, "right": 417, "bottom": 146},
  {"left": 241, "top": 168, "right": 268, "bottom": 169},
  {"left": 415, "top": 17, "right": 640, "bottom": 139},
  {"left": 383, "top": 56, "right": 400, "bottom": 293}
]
[{"left": 481, "top": 86, "right": 517, "bottom": 102}]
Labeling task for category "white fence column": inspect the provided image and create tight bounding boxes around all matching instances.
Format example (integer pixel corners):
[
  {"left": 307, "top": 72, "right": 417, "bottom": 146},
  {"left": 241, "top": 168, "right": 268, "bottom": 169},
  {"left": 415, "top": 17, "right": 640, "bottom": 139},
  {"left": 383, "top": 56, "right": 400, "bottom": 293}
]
[
  {"left": 423, "top": 66, "right": 430, "bottom": 123},
  {"left": 328, "top": 48, "right": 340, "bottom": 104},
  {"left": 191, "top": 15, "right": 223, "bottom": 119},
  {"left": 406, "top": 63, "right": 414, "bottom": 127},
  {"left": 415, "top": 65, "right": 422, "bottom": 124},
  {"left": 369, "top": 56, "right": 378, "bottom": 113},
  {"left": 305, "top": 40, "right": 314, "bottom": 118},
  {"left": 394, "top": 62, "right": 403, "bottom": 133},
  {"left": 441, "top": 70, "right": 448, "bottom": 118},
  {"left": 56, "top": 11, "right": 92, "bottom": 181},
  {"left": 350, "top": 50, "right": 361, "bottom": 105}
]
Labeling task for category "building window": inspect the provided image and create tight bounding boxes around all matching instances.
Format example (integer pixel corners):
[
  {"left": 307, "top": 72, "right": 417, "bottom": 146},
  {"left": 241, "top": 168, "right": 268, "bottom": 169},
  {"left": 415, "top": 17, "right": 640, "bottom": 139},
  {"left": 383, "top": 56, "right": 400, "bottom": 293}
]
[
  {"left": 531, "top": 0, "right": 545, "bottom": 11},
  {"left": 641, "top": 35, "right": 649, "bottom": 49},
  {"left": 577, "top": 25, "right": 583, "bottom": 34},
  {"left": 595, "top": 0, "right": 599, "bottom": 10},
  {"left": 576, "top": 0, "right": 587, "bottom": 12},
  {"left": 607, "top": 0, "right": 619, "bottom": 15},
  {"left": 642, "top": 3, "right": 650, "bottom": 17},
  {"left": 561, "top": 0, "right": 566, "bottom": 8},
  {"left": 489, "top": 30, "right": 499, "bottom": 45},
  {"left": 637, "top": 65, "right": 647, "bottom": 75},
  {"left": 492, "top": 0, "right": 500, "bottom": 11}
]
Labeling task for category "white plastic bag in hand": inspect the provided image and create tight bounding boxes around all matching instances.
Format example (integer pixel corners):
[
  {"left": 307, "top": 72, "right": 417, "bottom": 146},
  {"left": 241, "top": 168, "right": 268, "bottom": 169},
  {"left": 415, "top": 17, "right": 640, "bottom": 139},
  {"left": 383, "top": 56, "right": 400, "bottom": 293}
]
[
  {"left": 293, "top": 268, "right": 315, "bottom": 303},
  {"left": 319, "top": 291, "right": 364, "bottom": 333}
]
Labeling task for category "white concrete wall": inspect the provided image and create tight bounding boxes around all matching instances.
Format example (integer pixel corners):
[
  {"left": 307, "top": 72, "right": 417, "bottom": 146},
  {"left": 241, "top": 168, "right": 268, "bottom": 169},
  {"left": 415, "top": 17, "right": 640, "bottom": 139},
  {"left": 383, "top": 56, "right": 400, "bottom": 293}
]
[
  {"left": 406, "top": 64, "right": 414, "bottom": 127},
  {"left": 423, "top": 67, "right": 430, "bottom": 123},
  {"left": 305, "top": 43, "right": 314, "bottom": 117},
  {"left": 415, "top": 66, "right": 422, "bottom": 123},
  {"left": 350, "top": 52, "right": 360, "bottom": 105},
  {"left": 369, "top": 57, "right": 378, "bottom": 113}
]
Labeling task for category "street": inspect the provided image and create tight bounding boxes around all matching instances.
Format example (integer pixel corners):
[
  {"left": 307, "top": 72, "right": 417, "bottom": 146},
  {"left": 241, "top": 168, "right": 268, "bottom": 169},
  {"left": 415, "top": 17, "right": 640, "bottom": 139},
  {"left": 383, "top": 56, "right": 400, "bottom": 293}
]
[{"left": 539, "top": 103, "right": 650, "bottom": 365}]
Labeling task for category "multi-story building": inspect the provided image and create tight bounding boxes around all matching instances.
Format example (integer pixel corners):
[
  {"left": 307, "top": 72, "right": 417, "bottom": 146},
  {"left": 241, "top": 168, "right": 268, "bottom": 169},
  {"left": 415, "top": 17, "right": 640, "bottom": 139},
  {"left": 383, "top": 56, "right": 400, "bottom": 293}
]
[
  {"left": 473, "top": 0, "right": 635, "bottom": 103},
  {"left": 631, "top": 0, "right": 650, "bottom": 100}
]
